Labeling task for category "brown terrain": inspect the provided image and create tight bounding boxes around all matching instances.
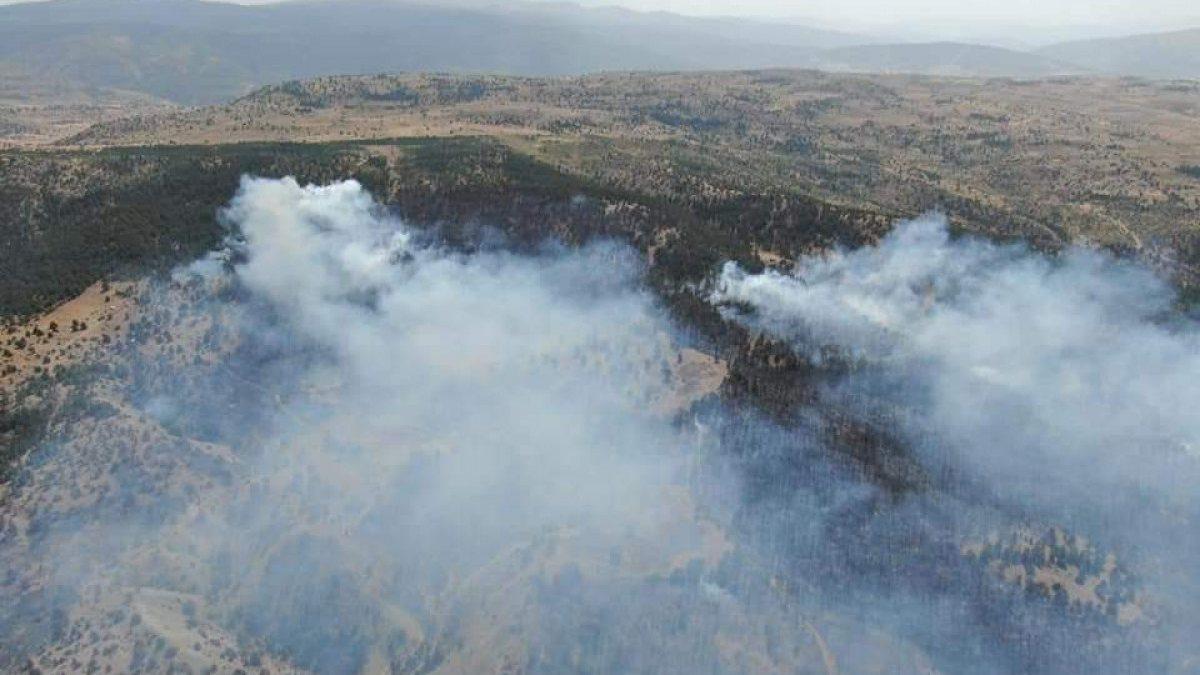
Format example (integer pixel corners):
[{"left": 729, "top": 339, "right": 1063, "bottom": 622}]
[
  {"left": 2, "top": 274, "right": 898, "bottom": 674},
  {"left": 0, "top": 68, "right": 172, "bottom": 149},
  {"left": 62, "top": 72, "right": 1200, "bottom": 283},
  {"left": 2, "top": 68, "right": 1196, "bottom": 672}
]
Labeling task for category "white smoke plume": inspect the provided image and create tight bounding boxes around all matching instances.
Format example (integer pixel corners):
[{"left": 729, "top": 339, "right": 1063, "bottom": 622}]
[
  {"left": 163, "top": 177, "right": 738, "bottom": 671},
  {"left": 713, "top": 214, "right": 1200, "bottom": 663},
  {"left": 713, "top": 215, "right": 1200, "bottom": 504},
  {"left": 5, "top": 177, "right": 786, "bottom": 674},
  {"left": 218, "top": 176, "right": 698, "bottom": 542},
  {"left": 5, "top": 184, "right": 1190, "bottom": 674}
]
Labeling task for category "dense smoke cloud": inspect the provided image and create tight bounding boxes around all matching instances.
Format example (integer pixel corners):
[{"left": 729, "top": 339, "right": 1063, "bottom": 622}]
[
  {"left": 6, "top": 177, "right": 779, "bottom": 674},
  {"left": 5, "top": 184, "right": 1197, "bottom": 673},
  {"left": 713, "top": 215, "right": 1200, "bottom": 507},
  {"left": 167, "top": 177, "right": 736, "bottom": 671},
  {"left": 713, "top": 214, "right": 1200, "bottom": 667}
]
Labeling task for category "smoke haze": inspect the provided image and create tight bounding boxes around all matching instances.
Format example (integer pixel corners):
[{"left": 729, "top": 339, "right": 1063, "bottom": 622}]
[
  {"left": 3, "top": 183, "right": 1198, "bottom": 673},
  {"left": 714, "top": 215, "right": 1200, "bottom": 669},
  {"left": 714, "top": 215, "right": 1200, "bottom": 508}
]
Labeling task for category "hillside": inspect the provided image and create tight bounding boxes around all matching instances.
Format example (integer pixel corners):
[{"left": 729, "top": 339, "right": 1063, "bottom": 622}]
[
  {"left": 1040, "top": 28, "right": 1200, "bottom": 80},
  {"left": 0, "top": 0, "right": 868, "bottom": 104},
  {"left": 64, "top": 71, "right": 1200, "bottom": 289},
  {"left": 0, "top": 134, "right": 924, "bottom": 673},
  {"left": 0, "top": 135, "right": 1169, "bottom": 675},
  {"left": 2, "top": 58, "right": 1199, "bottom": 671},
  {"left": 5, "top": 0, "right": 1199, "bottom": 108},
  {"left": 0, "top": 62, "right": 172, "bottom": 147}
]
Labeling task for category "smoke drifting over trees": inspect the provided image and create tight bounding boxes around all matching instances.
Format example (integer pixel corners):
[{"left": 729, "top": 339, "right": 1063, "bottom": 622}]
[
  {"left": 2, "top": 181, "right": 1196, "bottom": 672},
  {"left": 715, "top": 215, "right": 1200, "bottom": 670},
  {"left": 715, "top": 216, "right": 1200, "bottom": 510}
]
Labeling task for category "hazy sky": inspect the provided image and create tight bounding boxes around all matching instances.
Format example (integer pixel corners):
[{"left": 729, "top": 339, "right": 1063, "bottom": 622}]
[
  {"left": 1, "top": 0, "right": 1196, "bottom": 41},
  {"left": 563, "top": 0, "right": 1199, "bottom": 36}
]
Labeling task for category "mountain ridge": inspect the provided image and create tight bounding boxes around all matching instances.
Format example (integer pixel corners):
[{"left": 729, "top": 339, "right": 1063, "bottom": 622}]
[
  {"left": 1038, "top": 27, "right": 1200, "bottom": 80},
  {"left": 0, "top": 0, "right": 866, "bottom": 103},
  {"left": 3, "top": 0, "right": 1198, "bottom": 104}
]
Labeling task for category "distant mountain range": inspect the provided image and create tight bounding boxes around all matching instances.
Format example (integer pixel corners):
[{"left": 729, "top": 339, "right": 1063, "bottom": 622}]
[
  {"left": 0, "top": 0, "right": 1196, "bottom": 104},
  {"left": 1037, "top": 28, "right": 1200, "bottom": 80},
  {"left": 805, "top": 42, "right": 1083, "bottom": 78}
]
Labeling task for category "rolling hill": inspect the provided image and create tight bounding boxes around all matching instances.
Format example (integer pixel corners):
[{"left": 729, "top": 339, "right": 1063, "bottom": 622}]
[
  {"left": 60, "top": 70, "right": 1200, "bottom": 294},
  {"left": 0, "top": 0, "right": 872, "bottom": 103},
  {"left": 1039, "top": 28, "right": 1200, "bottom": 80},
  {"left": 5, "top": 0, "right": 1197, "bottom": 106}
]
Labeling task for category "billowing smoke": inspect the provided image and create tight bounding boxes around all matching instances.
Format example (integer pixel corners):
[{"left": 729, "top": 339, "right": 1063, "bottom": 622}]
[
  {"left": 713, "top": 214, "right": 1200, "bottom": 670},
  {"left": 3, "top": 177, "right": 762, "bottom": 674},
  {"left": 139, "top": 177, "right": 732, "bottom": 671},
  {"left": 3, "top": 184, "right": 1196, "bottom": 673},
  {"left": 713, "top": 215, "right": 1200, "bottom": 510}
]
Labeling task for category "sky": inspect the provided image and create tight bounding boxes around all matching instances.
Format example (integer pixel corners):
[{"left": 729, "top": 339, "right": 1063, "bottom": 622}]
[
  {"left": 0, "top": 0, "right": 1196, "bottom": 43},
  {"left": 559, "top": 0, "right": 1199, "bottom": 40},
  {"left": 568, "top": 0, "right": 1194, "bottom": 23}
]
